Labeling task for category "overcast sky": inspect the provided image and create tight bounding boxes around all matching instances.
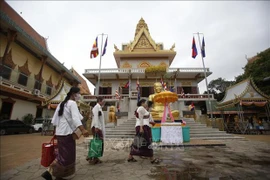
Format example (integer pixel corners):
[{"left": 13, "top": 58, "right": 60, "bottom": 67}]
[{"left": 7, "top": 1, "right": 270, "bottom": 94}]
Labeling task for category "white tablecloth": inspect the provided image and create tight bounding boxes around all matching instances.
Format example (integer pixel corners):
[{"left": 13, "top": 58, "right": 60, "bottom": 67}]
[{"left": 161, "top": 123, "right": 183, "bottom": 144}]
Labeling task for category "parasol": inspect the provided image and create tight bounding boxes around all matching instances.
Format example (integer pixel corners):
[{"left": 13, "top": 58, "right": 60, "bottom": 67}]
[{"left": 153, "top": 91, "right": 178, "bottom": 123}]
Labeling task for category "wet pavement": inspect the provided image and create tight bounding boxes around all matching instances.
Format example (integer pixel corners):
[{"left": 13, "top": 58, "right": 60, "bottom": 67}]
[{"left": 1, "top": 136, "right": 270, "bottom": 180}]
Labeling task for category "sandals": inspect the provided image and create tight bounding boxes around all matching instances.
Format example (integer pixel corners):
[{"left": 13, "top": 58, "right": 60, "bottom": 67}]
[
  {"left": 87, "top": 158, "right": 102, "bottom": 165},
  {"left": 151, "top": 158, "right": 160, "bottom": 164},
  {"left": 94, "top": 158, "right": 102, "bottom": 164},
  {"left": 127, "top": 157, "right": 137, "bottom": 162}
]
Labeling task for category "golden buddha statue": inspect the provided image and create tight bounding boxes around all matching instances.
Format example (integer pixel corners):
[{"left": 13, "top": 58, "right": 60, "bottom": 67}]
[{"left": 148, "top": 82, "right": 179, "bottom": 120}]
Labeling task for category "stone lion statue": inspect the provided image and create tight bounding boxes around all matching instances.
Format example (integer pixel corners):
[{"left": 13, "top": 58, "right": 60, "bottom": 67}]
[{"left": 108, "top": 106, "right": 117, "bottom": 124}]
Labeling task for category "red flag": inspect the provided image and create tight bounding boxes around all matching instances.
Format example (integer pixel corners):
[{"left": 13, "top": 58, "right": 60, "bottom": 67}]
[
  {"left": 124, "top": 81, "right": 129, "bottom": 88},
  {"left": 90, "top": 37, "right": 99, "bottom": 58},
  {"left": 192, "top": 37, "right": 197, "bottom": 59}
]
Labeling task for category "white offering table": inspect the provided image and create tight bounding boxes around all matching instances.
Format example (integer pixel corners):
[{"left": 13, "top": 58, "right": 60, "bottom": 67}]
[{"left": 160, "top": 123, "right": 183, "bottom": 144}]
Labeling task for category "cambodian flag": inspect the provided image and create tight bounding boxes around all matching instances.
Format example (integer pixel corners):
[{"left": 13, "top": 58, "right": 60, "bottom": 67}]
[{"left": 192, "top": 37, "right": 197, "bottom": 59}]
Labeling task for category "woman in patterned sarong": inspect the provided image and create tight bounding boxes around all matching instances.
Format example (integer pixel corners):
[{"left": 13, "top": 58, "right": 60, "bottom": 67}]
[
  {"left": 127, "top": 99, "right": 160, "bottom": 164},
  {"left": 41, "top": 87, "right": 89, "bottom": 180}
]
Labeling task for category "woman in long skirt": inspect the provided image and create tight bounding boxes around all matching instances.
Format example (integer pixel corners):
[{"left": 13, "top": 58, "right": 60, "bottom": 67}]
[
  {"left": 127, "top": 99, "right": 160, "bottom": 164},
  {"left": 41, "top": 87, "right": 89, "bottom": 180}
]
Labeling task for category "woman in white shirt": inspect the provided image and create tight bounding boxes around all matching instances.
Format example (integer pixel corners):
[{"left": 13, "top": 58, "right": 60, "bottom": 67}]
[
  {"left": 87, "top": 97, "right": 105, "bottom": 165},
  {"left": 42, "top": 87, "right": 89, "bottom": 180},
  {"left": 127, "top": 99, "right": 160, "bottom": 164}
]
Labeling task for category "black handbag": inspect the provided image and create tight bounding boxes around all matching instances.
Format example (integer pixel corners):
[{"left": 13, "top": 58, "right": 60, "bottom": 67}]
[{"left": 132, "top": 133, "right": 147, "bottom": 148}]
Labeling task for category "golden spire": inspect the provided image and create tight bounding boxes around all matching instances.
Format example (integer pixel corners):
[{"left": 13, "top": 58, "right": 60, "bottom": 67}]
[{"left": 135, "top": 17, "right": 149, "bottom": 37}]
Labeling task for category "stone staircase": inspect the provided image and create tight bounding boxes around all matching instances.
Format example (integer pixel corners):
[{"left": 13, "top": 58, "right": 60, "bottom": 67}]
[
  {"left": 105, "top": 118, "right": 135, "bottom": 139},
  {"left": 105, "top": 117, "right": 242, "bottom": 140},
  {"left": 184, "top": 118, "right": 242, "bottom": 140}
]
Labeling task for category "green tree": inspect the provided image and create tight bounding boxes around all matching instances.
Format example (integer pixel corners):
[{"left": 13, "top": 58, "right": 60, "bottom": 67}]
[
  {"left": 22, "top": 113, "right": 34, "bottom": 125},
  {"left": 235, "top": 48, "right": 270, "bottom": 95},
  {"left": 205, "top": 78, "right": 235, "bottom": 101}
]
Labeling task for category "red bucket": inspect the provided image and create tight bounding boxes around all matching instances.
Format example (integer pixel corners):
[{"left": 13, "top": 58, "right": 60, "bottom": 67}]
[{"left": 41, "top": 136, "right": 57, "bottom": 167}]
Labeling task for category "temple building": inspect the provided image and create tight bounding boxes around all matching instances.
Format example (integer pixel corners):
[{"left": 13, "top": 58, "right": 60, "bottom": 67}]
[
  {"left": 0, "top": 1, "right": 89, "bottom": 120},
  {"left": 83, "top": 18, "right": 215, "bottom": 120}
]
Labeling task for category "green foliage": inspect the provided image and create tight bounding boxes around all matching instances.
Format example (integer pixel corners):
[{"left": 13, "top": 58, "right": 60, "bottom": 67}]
[
  {"left": 234, "top": 48, "right": 270, "bottom": 95},
  {"left": 205, "top": 48, "right": 270, "bottom": 101},
  {"left": 22, "top": 113, "right": 34, "bottom": 125},
  {"left": 205, "top": 78, "right": 235, "bottom": 101}
]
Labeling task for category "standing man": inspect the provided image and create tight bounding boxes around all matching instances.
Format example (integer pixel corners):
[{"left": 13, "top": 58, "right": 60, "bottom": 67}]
[{"left": 88, "top": 97, "right": 105, "bottom": 164}]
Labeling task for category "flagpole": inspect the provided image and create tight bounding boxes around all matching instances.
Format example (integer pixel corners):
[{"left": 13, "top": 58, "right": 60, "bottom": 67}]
[
  {"left": 194, "top": 32, "right": 214, "bottom": 122},
  {"left": 96, "top": 33, "right": 108, "bottom": 96}
]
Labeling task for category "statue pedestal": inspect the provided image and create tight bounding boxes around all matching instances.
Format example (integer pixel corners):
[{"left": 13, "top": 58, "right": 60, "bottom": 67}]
[{"left": 153, "top": 120, "right": 161, "bottom": 127}]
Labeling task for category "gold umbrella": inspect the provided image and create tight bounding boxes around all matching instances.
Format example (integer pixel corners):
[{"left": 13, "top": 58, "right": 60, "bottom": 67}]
[
  {"left": 153, "top": 91, "right": 178, "bottom": 104},
  {"left": 153, "top": 91, "right": 178, "bottom": 123}
]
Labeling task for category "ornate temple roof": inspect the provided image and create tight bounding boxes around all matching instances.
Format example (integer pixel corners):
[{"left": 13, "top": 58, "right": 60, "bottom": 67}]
[
  {"left": 0, "top": 0, "right": 47, "bottom": 50},
  {"left": 217, "top": 78, "right": 270, "bottom": 109},
  {"left": 135, "top": 18, "right": 149, "bottom": 37},
  {"left": 113, "top": 18, "right": 176, "bottom": 68},
  {"left": 0, "top": 1, "right": 81, "bottom": 84}
]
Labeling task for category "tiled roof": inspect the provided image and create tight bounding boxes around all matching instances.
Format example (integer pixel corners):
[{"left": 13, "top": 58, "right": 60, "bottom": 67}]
[
  {"left": 217, "top": 78, "right": 269, "bottom": 109},
  {"left": 218, "top": 79, "right": 249, "bottom": 104},
  {"left": 1, "top": 0, "right": 47, "bottom": 50}
]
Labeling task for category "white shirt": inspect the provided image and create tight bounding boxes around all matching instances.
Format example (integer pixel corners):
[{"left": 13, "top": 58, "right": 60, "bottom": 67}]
[
  {"left": 52, "top": 100, "right": 83, "bottom": 136},
  {"left": 135, "top": 106, "right": 154, "bottom": 127},
  {"left": 91, "top": 103, "right": 105, "bottom": 138}
]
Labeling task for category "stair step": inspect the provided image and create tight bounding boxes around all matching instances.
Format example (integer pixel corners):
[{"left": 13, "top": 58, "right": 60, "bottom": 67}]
[
  {"left": 190, "top": 131, "right": 227, "bottom": 134},
  {"left": 118, "top": 124, "right": 136, "bottom": 126},
  {"left": 113, "top": 126, "right": 135, "bottom": 128},
  {"left": 105, "top": 135, "right": 134, "bottom": 138},
  {"left": 106, "top": 133, "right": 135, "bottom": 135},
  {"left": 106, "top": 129, "right": 135, "bottom": 132},
  {"left": 190, "top": 136, "right": 244, "bottom": 140},
  {"left": 190, "top": 133, "right": 232, "bottom": 137},
  {"left": 104, "top": 117, "right": 236, "bottom": 141}
]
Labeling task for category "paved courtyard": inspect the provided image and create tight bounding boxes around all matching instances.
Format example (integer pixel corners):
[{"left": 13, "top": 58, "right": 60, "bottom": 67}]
[{"left": 1, "top": 134, "right": 270, "bottom": 180}]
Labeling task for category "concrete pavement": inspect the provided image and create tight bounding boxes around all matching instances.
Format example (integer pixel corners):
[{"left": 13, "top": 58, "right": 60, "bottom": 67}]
[{"left": 1, "top": 136, "right": 270, "bottom": 180}]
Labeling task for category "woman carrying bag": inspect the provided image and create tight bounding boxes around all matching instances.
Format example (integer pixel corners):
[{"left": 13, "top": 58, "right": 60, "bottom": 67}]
[
  {"left": 127, "top": 99, "right": 160, "bottom": 164},
  {"left": 41, "top": 87, "right": 89, "bottom": 180},
  {"left": 87, "top": 97, "right": 105, "bottom": 165}
]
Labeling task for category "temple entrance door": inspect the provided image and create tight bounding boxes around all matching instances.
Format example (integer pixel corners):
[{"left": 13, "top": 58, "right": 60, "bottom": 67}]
[
  {"left": 0, "top": 102, "right": 13, "bottom": 120},
  {"left": 141, "top": 87, "right": 150, "bottom": 98}
]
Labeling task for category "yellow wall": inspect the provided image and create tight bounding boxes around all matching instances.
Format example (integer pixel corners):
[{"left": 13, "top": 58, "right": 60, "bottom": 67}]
[
  {"left": 43, "top": 64, "right": 62, "bottom": 86},
  {"left": 0, "top": 33, "right": 70, "bottom": 89}
]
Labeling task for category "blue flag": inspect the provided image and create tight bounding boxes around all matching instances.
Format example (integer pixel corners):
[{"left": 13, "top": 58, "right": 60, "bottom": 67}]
[
  {"left": 102, "top": 37, "right": 108, "bottom": 56},
  {"left": 201, "top": 37, "right": 205, "bottom": 58}
]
